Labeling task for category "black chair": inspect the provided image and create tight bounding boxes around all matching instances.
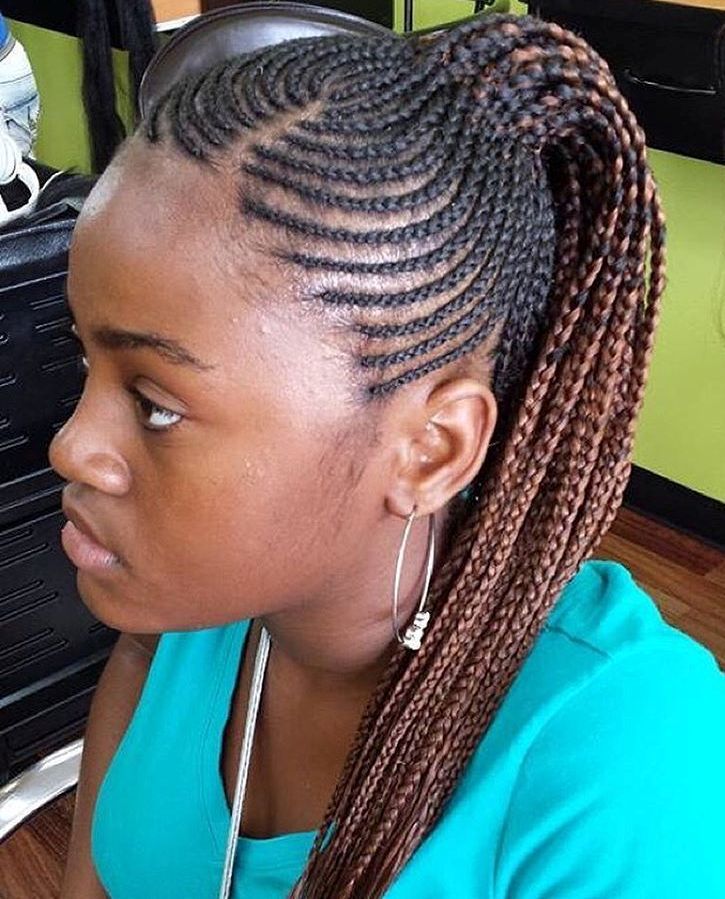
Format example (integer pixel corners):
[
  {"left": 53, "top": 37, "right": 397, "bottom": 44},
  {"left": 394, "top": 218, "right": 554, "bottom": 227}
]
[{"left": 0, "top": 167, "right": 114, "bottom": 834}]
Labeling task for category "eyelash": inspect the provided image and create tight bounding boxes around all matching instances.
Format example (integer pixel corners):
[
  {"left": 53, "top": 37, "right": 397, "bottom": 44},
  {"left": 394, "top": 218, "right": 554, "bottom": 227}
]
[
  {"left": 128, "top": 387, "right": 184, "bottom": 432},
  {"left": 78, "top": 354, "right": 183, "bottom": 433}
]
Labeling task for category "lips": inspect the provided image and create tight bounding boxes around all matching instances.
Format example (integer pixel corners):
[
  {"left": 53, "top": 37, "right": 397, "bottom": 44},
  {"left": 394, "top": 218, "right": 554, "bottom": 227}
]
[
  {"left": 62, "top": 500, "right": 108, "bottom": 548},
  {"left": 61, "top": 499, "right": 121, "bottom": 571}
]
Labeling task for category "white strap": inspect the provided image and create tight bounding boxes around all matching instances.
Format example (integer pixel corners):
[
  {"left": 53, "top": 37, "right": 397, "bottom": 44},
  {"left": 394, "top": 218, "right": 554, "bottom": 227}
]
[{"left": 217, "top": 623, "right": 271, "bottom": 899}]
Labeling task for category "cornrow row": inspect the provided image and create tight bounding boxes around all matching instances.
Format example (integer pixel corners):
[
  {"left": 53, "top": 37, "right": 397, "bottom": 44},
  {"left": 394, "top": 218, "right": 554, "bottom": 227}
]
[
  {"left": 140, "top": 12, "right": 665, "bottom": 897},
  {"left": 148, "top": 29, "right": 556, "bottom": 396}
]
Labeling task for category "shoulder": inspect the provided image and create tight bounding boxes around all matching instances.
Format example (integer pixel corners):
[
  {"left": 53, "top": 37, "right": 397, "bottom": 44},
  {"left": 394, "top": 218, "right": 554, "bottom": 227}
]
[
  {"left": 542, "top": 558, "right": 687, "bottom": 654},
  {"left": 493, "top": 635, "right": 725, "bottom": 898},
  {"left": 491, "top": 559, "right": 721, "bottom": 756}
]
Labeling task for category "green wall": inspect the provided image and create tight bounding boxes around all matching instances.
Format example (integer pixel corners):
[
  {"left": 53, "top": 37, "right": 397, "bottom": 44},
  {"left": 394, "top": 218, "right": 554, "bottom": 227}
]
[
  {"left": 8, "top": 20, "right": 134, "bottom": 174},
  {"left": 630, "top": 150, "right": 725, "bottom": 502},
  {"left": 392, "top": 0, "right": 509, "bottom": 30},
  {"left": 8, "top": 7, "right": 725, "bottom": 503}
]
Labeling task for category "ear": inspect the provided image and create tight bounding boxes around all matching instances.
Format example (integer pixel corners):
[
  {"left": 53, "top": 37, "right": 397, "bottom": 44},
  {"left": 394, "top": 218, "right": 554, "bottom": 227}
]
[{"left": 385, "top": 376, "right": 497, "bottom": 518}]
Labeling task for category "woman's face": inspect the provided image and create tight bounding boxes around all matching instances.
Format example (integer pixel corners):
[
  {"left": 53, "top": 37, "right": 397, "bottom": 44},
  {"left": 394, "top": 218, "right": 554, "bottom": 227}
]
[{"left": 49, "top": 139, "right": 384, "bottom": 634}]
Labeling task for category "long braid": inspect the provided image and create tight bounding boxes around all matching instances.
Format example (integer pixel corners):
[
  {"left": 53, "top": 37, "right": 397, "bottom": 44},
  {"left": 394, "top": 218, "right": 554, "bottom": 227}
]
[
  {"left": 77, "top": 0, "right": 158, "bottom": 172},
  {"left": 139, "top": 13, "right": 665, "bottom": 897}
]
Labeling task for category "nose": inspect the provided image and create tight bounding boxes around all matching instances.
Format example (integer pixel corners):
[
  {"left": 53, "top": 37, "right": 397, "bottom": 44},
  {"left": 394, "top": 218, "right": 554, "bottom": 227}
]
[{"left": 48, "top": 390, "right": 131, "bottom": 496}]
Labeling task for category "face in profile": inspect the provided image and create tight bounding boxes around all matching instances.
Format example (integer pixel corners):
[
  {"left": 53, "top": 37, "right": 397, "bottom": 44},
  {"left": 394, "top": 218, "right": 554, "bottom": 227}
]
[{"left": 49, "top": 137, "right": 389, "bottom": 635}]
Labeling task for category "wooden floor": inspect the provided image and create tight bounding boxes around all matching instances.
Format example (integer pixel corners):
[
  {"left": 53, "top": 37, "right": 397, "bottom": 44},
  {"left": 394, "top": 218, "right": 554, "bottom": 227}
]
[{"left": 1, "top": 505, "right": 723, "bottom": 898}]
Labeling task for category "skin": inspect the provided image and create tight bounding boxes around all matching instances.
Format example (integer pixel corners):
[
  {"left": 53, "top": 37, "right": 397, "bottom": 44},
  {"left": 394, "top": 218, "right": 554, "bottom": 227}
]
[{"left": 48, "top": 136, "right": 500, "bottom": 836}]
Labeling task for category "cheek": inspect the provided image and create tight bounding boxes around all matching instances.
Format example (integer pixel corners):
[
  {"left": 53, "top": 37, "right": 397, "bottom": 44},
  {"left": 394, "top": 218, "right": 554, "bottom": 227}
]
[
  {"left": 78, "top": 438, "right": 361, "bottom": 632},
  {"left": 130, "top": 444, "right": 331, "bottom": 603},
  {"left": 139, "top": 452, "right": 268, "bottom": 557}
]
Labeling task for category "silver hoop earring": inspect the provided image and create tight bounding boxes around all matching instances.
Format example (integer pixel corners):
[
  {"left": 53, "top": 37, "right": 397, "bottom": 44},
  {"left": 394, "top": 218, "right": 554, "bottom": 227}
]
[{"left": 392, "top": 504, "right": 436, "bottom": 651}]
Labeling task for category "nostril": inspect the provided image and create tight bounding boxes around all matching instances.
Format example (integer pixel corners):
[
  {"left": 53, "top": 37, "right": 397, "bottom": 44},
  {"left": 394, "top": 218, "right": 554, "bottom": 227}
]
[
  {"left": 86, "top": 453, "right": 131, "bottom": 496},
  {"left": 48, "top": 436, "right": 131, "bottom": 495}
]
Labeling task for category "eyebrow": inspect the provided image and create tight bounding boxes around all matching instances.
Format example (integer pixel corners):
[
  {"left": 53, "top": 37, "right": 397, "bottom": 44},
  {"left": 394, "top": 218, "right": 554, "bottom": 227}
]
[{"left": 70, "top": 322, "right": 215, "bottom": 372}]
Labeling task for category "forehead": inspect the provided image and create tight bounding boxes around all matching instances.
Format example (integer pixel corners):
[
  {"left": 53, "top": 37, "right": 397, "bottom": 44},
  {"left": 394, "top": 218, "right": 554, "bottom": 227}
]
[
  {"left": 65, "top": 139, "right": 361, "bottom": 407},
  {"left": 70, "top": 140, "right": 256, "bottom": 304},
  {"left": 68, "top": 142, "right": 300, "bottom": 360}
]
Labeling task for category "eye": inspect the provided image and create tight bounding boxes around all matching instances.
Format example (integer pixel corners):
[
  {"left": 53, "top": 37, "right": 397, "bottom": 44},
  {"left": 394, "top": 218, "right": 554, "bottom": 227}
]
[
  {"left": 129, "top": 387, "right": 183, "bottom": 432},
  {"left": 69, "top": 323, "right": 183, "bottom": 433}
]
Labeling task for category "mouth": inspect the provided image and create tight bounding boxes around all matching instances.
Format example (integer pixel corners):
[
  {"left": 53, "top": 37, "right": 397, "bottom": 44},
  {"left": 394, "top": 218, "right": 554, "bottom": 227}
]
[{"left": 61, "top": 500, "right": 121, "bottom": 573}]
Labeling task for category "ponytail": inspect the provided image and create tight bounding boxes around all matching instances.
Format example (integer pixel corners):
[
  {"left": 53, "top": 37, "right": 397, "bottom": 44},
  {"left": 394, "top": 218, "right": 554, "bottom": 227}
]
[{"left": 296, "top": 16, "right": 665, "bottom": 895}]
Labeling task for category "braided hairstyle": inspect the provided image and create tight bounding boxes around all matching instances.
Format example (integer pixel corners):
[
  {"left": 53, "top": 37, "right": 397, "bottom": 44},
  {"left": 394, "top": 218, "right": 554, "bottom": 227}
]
[
  {"left": 77, "top": 0, "right": 158, "bottom": 171},
  {"left": 139, "top": 13, "right": 665, "bottom": 897}
]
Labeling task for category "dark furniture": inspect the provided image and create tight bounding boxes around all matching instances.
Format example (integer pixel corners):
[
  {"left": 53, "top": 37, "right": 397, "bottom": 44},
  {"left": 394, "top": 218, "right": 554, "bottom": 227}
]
[
  {"left": 0, "top": 168, "right": 117, "bottom": 791},
  {"left": 526, "top": 0, "right": 725, "bottom": 164}
]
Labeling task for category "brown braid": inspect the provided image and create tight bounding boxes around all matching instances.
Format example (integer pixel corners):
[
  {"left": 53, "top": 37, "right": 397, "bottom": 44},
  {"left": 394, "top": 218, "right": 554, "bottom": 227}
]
[{"left": 139, "top": 13, "right": 666, "bottom": 897}]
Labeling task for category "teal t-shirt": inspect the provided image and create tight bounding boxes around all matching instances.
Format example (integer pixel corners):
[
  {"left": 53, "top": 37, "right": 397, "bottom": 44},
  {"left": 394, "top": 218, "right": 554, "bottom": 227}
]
[{"left": 91, "top": 559, "right": 725, "bottom": 897}]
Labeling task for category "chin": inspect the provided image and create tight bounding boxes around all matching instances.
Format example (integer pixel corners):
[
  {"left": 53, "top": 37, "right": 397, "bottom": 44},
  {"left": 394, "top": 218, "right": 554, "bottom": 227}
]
[
  {"left": 76, "top": 570, "right": 193, "bottom": 635},
  {"left": 75, "top": 570, "right": 145, "bottom": 634}
]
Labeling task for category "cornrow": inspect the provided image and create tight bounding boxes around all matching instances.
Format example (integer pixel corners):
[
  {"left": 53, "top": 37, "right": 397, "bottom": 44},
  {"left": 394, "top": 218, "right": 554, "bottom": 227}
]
[{"left": 140, "top": 12, "right": 665, "bottom": 897}]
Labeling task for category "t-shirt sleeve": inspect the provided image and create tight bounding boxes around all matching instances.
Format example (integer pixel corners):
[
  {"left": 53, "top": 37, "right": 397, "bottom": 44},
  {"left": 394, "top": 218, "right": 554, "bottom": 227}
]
[{"left": 492, "top": 640, "right": 725, "bottom": 899}]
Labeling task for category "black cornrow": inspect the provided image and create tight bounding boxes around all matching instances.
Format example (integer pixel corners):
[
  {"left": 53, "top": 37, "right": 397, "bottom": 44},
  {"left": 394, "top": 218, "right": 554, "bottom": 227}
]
[
  {"left": 241, "top": 152, "right": 460, "bottom": 216},
  {"left": 141, "top": 26, "right": 557, "bottom": 413},
  {"left": 281, "top": 115, "right": 440, "bottom": 161}
]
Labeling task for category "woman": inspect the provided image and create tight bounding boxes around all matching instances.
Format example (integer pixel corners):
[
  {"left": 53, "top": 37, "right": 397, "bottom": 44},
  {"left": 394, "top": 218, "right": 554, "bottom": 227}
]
[{"left": 51, "top": 13, "right": 725, "bottom": 899}]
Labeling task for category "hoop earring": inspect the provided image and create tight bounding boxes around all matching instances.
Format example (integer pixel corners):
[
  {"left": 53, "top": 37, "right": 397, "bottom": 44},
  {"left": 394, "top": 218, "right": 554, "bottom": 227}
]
[{"left": 391, "top": 504, "right": 436, "bottom": 651}]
